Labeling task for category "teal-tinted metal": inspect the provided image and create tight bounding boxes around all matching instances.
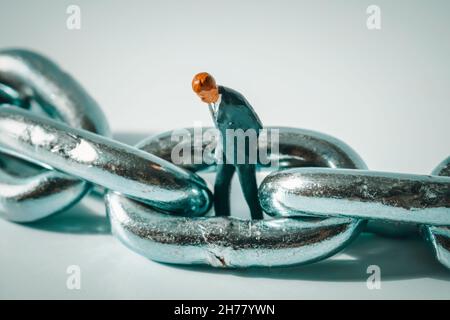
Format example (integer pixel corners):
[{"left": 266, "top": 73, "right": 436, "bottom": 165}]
[
  {"left": 106, "top": 127, "right": 367, "bottom": 267},
  {"left": 0, "top": 107, "right": 212, "bottom": 217},
  {"left": 1, "top": 48, "right": 448, "bottom": 270},
  {"left": 259, "top": 168, "right": 450, "bottom": 226},
  {"left": 0, "top": 49, "right": 110, "bottom": 222},
  {"left": 426, "top": 157, "right": 450, "bottom": 269},
  {"left": 258, "top": 161, "right": 450, "bottom": 269}
]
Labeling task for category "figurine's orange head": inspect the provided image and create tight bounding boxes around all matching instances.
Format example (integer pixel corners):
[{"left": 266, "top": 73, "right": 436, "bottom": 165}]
[{"left": 192, "top": 72, "right": 219, "bottom": 104}]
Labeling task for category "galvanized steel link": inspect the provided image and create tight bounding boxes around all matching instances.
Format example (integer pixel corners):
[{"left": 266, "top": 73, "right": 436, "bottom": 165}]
[
  {"left": 0, "top": 106, "right": 212, "bottom": 216},
  {"left": 258, "top": 161, "right": 450, "bottom": 268},
  {"left": 0, "top": 49, "right": 449, "bottom": 270},
  {"left": 105, "top": 127, "right": 367, "bottom": 267},
  {"left": 0, "top": 49, "right": 110, "bottom": 222},
  {"left": 426, "top": 156, "right": 450, "bottom": 269}
]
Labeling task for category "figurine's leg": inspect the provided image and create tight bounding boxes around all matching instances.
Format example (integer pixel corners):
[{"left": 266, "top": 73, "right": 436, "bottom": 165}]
[
  {"left": 214, "top": 163, "right": 235, "bottom": 217},
  {"left": 236, "top": 164, "right": 264, "bottom": 220}
]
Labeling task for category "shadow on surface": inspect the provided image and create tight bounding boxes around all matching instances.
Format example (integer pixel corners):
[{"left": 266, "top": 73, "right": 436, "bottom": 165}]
[{"left": 23, "top": 200, "right": 110, "bottom": 235}]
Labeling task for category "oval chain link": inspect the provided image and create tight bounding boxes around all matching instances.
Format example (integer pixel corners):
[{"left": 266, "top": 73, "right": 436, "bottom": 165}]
[{"left": 0, "top": 49, "right": 449, "bottom": 269}]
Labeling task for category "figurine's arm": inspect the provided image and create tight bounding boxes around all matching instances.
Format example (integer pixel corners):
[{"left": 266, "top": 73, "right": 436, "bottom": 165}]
[
  {"left": 227, "top": 103, "right": 263, "bottom": 131},
  {"left": 223, "top": 88, "right": 263, "bottom": 130},
  {"left": 208, "top": 103, "right": 218, "bottom": 126},
  {"left": 242, "top": 101, "right": 263, "bottom": 129}
]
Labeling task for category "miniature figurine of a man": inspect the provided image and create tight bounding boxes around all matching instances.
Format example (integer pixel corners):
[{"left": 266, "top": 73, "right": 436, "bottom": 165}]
[{"left": 192, "top": 72, "right": 264, "bottom": 220}]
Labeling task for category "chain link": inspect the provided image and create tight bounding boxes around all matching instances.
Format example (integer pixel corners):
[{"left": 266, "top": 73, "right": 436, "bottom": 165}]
[
  {"left": 0, "top": 49, "right": 449, "bottom": 269},
  {"left": 0, "top": 49, "right": 109, "bottom": 221}
]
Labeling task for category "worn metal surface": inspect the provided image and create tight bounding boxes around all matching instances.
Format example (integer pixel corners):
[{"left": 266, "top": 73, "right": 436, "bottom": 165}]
[
  {"left": 259, "top": 168, "right": 450, "bottom": 226},
  {"left": 1, "top": 49, "right": 448, "bottom": 270},
  {"left": 0, "top": 107, "right": 212, "bottom": 217},
  {"left": 106, "top": 127, "right": 367, "bottom": 267},
  {"left": 425, "top": 156, "right": 450, "bottom": 269},
  {"left": 107, "top": 192, "right": 362, "bottom": 268},
  {"left": 0, "top": 49, "right": 110, "bottom": 222},
  {"left": 140, "top": 126, "right": 368, "bottom": 172}
]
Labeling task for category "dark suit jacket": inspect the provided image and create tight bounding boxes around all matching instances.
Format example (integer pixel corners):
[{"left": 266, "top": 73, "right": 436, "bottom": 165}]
[{"left": 215, "top": 86, "right": 263, "bottom": 164}]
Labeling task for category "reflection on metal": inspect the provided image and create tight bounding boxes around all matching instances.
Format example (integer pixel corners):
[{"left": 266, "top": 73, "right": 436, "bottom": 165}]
[
  {"left": 0, "top": 107, "right": 212, "bottom": 217},
  {"left": 259, "top": 161, "right": 450, "bottom": 269},
  {"left": 106, "top": 127, "right": 367, "bottom": 267},
  {"left": 0, "top": 49, "right": 110, "bottom": 222},
  {"left": 259, "top": 168, "right": 450, "bottom": 226},
  {"left": 426, "top": 157, "right": 450, "bottom": 269},
  {"left": 1, "top": 49, "right": 449, "bottom": 270}
]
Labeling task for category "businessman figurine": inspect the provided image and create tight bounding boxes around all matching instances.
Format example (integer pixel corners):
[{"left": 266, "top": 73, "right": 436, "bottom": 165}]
[{"left": 192, "top": 72, "right": 264, "bottom": 220}]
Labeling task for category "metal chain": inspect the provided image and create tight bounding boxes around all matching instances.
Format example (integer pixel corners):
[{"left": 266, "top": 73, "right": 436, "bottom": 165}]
[{"left": 0, "top": 49, "right": 449, "bottom": 269}]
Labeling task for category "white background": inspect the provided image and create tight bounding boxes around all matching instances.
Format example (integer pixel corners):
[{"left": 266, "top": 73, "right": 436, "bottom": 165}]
[{"left": 0, "top": 0, "right": 449, "bottom": 299}]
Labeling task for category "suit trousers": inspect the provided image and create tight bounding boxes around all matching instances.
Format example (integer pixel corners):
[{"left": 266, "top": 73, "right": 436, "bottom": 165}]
[{"left": 214, "top": 161, "right": 264, "bottom": 220}]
